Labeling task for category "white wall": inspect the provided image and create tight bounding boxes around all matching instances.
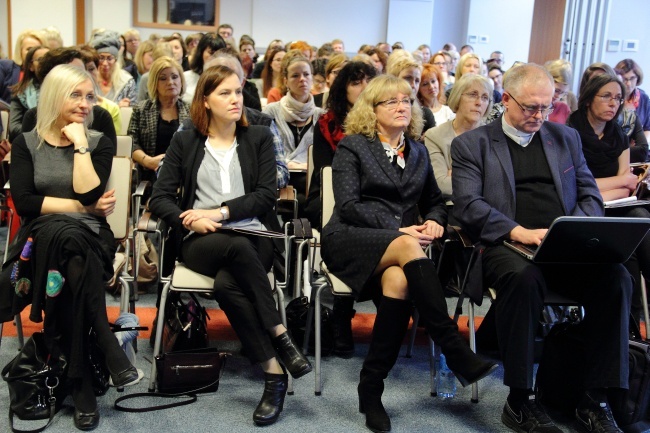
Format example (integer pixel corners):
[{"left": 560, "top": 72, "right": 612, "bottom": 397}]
[
  {"left": 10, "top": 0, "right": 76, "bottom": 49},
  {"left": 601, "top": 0, "right": 650, "bottom": 90},
  {"left": 386, "top": 0, "right": 434, "bottom": 52},
  {"left": 466, "top": 0, "right": 534, "bottom": 66},
  {"left": 430, "top": 0, "right": 469, "bottom": 52}
]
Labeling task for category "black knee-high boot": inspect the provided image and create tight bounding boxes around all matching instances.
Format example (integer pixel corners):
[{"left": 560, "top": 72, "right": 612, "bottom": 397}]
[
  {"left": 403, "top": 258, "right": 497, "bottom": 386},
  {"left": 358, "top": 296, "right": 412, "bottom": 433},
  {"left": 332, "top": 296, "right": 355, "bottom": 358}
]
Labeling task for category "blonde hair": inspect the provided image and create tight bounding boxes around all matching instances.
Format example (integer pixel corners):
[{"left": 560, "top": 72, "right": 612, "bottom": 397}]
[
  {"left": 13, "top": 29, "right": 46, "bottom": 65},
  {"left": 386, "top": 50, "right": 421, "bottom": 77},
  {"left": 42, "top": 27, "right": 63, "bottom": 49},
  {"left": 147, "top": 56, "right": 185, "bottom": 100},
  {"left": 447, "top": 74, "right": 494, "bottom": 115},
  {"left": 345, "top": 74, "right": 423, "bottom": 140},
  {"left": 36, "top": 65, "right": 95, "bottom": 145},
  {"left": 133, "top": 40, "right": 156, "bottom": 74},
  {"left": 455, "top": 53, "right": 483, "bottom": 80},
  {"left": 544, "top": 59, "right": 573, "bottom": 85}
]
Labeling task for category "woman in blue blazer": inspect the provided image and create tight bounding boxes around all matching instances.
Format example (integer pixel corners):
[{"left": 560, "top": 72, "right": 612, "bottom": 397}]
[{"left": 321, "top": 75, "right": 496, "bottom": 433}]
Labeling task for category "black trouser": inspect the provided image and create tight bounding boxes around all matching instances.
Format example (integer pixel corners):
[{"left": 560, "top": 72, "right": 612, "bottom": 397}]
[
  {"left": 182, "top": 232, "right": 280, "bottom": 364},
  {"left": 482, "top": 245, "right": 632, "bottom": 390}
]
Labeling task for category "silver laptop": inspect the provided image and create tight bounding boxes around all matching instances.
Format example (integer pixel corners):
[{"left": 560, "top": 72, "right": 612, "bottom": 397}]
[{"left": 503, "top": 216, "right": 650, "bottom": 264}]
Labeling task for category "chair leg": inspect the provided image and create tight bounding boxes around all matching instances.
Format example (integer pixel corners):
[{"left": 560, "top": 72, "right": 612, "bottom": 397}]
[
  {"left": 274, "top": 284, "right": 293, "bottom": 395},
  {"left": 148, "top": 280, "right": 171, "bottom": 392},
  {"left": 15, "top": 314, "right": 23, "bottom": 349},
  {"left": 406, "top": 309, "right": 419, "bottom": 358},
  {"left": 468, "top": 301, "right": 479, "bottom": 403},
  {"left": 429, "top": 336, "right": 436, "bottom": 396},
  {"left": 314, "top": 282, "right": 327, "bottom": 396}
]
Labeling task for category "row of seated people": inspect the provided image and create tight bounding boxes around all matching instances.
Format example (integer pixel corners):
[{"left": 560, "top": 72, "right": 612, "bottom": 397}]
[{"left": 0, "top": 28, "right": 644, "bottom": 425}]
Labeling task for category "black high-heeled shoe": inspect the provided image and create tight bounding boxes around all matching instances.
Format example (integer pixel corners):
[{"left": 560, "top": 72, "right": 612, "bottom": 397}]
[
  {"left": 272, "top": 332, "right": 313, "bottom": 378},
  {"left": 358, "top": 382, "right": 391, "bottom": 433},
  {"left": 74, "top": 408, "right": 100, "bottom": 431},
  {"left": 253, "top": 372, "right": 288, "bottom": 426}
]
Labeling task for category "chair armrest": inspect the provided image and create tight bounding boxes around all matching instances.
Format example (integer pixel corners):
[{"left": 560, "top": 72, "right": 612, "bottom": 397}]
[
  {"left": 137, "top": 211, "right": 165, "bottom": 233},
  {"left": 278, "top": 186, "right": 296, "bottom": 201},
  {"left": 134, "top": 180, "right": 152, "bottom": 199},
  {"left": 447, "top": 225, "right": 474, "bottom": 248}
]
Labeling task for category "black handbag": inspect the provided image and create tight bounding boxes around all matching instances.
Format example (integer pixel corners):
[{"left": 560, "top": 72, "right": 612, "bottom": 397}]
[
  {"left": 114, "top": 348, "right": 229, "bottom": 413},
  {"left": 1, "top": 332, "right": 68, "bottom": 433},
  {"left": 285, "top": 295, "right": 334, "bottom": 355},
  {"left": 161, "top": 293, "right": 209, "bottom": 353}
]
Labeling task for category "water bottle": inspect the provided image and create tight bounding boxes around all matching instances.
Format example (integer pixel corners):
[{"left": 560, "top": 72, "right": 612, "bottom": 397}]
[{"left": 436, "top": 354, "right": 457, "bottom": 398}]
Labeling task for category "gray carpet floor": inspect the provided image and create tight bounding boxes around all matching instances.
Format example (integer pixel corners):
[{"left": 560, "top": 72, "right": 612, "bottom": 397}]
[{"left": 0, "top": 291, "right": 584, "bottom": 433}]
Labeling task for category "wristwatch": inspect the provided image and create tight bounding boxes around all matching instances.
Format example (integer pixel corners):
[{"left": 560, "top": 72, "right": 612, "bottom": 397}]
[
  {"left": 73, "top": 147, "right": 89, "bottom": 154},
  {"left": 219, "top": 207, "right": 229, "bottom": 222}
]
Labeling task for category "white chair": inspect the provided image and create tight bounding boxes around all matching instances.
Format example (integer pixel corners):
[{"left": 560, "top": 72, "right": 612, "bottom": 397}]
[
  {"left": 309, "top": 166, "right": 429, "bottom": 395},
  {"left": 116, "top": 135, "right": 133, "bottom": 158},
  {"left": 119, "top": 106, "right": 133, "bottom": 136}
]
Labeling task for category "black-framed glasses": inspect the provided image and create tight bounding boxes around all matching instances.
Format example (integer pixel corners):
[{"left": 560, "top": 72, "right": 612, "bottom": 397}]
[
  {"left": 595, "top": 93, "right": 624, "bottom": 105},
  {"left": 507, "top": 93, "right": 554, "bottom": 117},
  {"left": 374, "top": 97, "right": 414, "bottom": 110}
]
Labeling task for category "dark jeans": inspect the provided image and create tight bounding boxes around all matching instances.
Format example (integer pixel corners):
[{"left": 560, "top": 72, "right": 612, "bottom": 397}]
[
  {"left": 181, "top": 232, "right": 280, "bottom": 364},
  {"left": 482, "top": 245, "right": 632, "bottom": 390}
]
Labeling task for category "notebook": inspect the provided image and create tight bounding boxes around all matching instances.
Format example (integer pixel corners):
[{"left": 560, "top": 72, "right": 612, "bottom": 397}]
[{"left": 503, "top": 216, "right": 650, "bottom": 264}]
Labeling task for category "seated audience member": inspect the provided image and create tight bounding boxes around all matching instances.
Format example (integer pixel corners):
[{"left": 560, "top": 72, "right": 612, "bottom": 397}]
[
  {"left": 8, "top": 45, "right": 49, "bottom": 141},
  {"left": 315, "top": 53, "right": 348, "bottom": 107},
  {"left": 90, "top": 30, "right": 137, "bottom": 107},
  {"left": 149, "top": 65, "right": 311, "bottom": 427},
  {"left": 252, "top": 39, "right": 284, "bottom": 79},
  {"left": 162, "top": 34, "right": 189, "bottom": 72},
  {"left": 239, "top": 35, "right": 258, "bottom": 79},
  {"left": 431, "top": 51, "right": 453, "bottom": 90},
  {"left": 217, "top": 23, "right": 233, "bottom": 40},
  {"left": 392, "top": 41, "right": 404, "bottom": 51},
  {"left": 459, "top": 44, "right": 474, "bottom": 56},
  {"left": 263, "top": 50, "right": 324, "bottom": 201},
  {"left": 21, "top": 47, "right": 118, "bottom": 150},
  {"left": 331, "top": 39, "right": 345, "bottom": 53},
  {"left": 122, "top": 28, "right": 140, "bottom": 61},
  {"left": 136, "top": 42, "right": 174, "bottom": 103},
  {"left": 12, "top": 29, "right": 46, "bottom": 69},
  {"left": 3, "top": 64, "right": 139, "bottom": 431},
  {"left": 443, "top": 42, "right": 457, "bottom": 52},
  {"left": 42, "top": 26, "right": 63, "bottom": 49},
  {"left": 489, "top": 50, "right": 505, "bottom": 68},
  {"left": 184, "top": 32, "right": 203, "bottom": 65},
  {"left": 182, "top": 33, "right": 227, "bottom": 105},
  {"left": 78, "top": 45, "right": 122, "bottom": 135},
  {"left": 361, "top": 47, "right": 387, "bottom": 74},
  {"left": 261, "top": 47, "right": 286, "bottom": 101},
  {"left": 386, "top": 51, "right": 436, "bottom": 136},
  {"left": 448, "top": 53, "right": 501, "bottom": 104},
  {"left": 580, "top": 62, "right": 648, "bottom": 163},
  {"left": 544, "top": 59, "right": 573, "bottom": 124},
  {"left": 132, "top": 39, "right": 156, "bottom": 86},
  {"left": 376, "top": 42, "right": 391, "bottom": 54},
  {"left": 128, "top": 56, "right": 189, "bottom": 183},
  {"left": 418, "top": 63, "right": 455, "bottom": 126},
  {"left": 424, "top": 74, "right": 492, "bottom": 202},
  {"left": 417, "top": 44, "right": 432, "bottom": 63},
  {"left": 214, "top": 47, "right": 261, "bottom": 111},
  {"left": 311, "top": 58, "right": 328, "bottom": 96},
  {"left": 451, "top": 63, "right": 632, "bottom": 433},
  {"left": 317, "top": 43, "right": 334, "bottom": 59},
  {"left": 488, "top": 64, "right": 504, "bottom": 97},
  {"left": 0, "top": 58, "right": 21, "bottom": 104},
  {"left": 568, "top": 73, "right": 650, "bottom": 324},
  {"left": 616, "top": 58, "right": 650, "bottom": 140},
  {"left": 321, "top": 74, "right": 496, "bottom": 433},
  {"left": 202, "top": 54, "right": 289, "bottom": 189}
]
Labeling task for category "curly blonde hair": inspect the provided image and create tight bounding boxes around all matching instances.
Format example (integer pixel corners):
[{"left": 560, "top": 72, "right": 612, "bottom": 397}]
[{"left": 344, "top": 74, "right": 423, "bottom": 140}]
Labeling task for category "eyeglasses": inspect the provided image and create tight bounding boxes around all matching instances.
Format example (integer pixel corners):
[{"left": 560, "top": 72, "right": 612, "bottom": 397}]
[
  {"left": 554, "top": 87, "right": 568, "bottom": 98},
  {"left": 432, "top": 62, "right": 448, "bottom": 67},
  {"left": 375, "top": 97, "right": 414, "bottom": 110},
  {"left": 463, "top": 91, "right": 491, "bottom": 103},
  {"left": 507, "top": 93, "right": 554, "bottom": 117},
  {"left": 595, "top": 93, "right": 624, "bottom": 105},
  {"left": 98, "top": 56, "right": 116, "bottom": 64},
  {"left": 69, "top": 92, "right": 97, "bottom": 104},
  {"left": 622, "top": 75, "right": 638, "bottom": 84}
]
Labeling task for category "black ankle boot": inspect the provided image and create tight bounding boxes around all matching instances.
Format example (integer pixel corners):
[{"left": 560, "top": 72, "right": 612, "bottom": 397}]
[
  {"left": 272, "top": 331, "right": 313, "bottom": 378},
  {"left": 253, "top": 372, "right": 288, "bottom": 426},
  {"left": 359, "top": 296, "right": 412, "bottom": 433},
  {"left": 332, "top": 297, "right": 355, "bottom": 358},
  {"left": 403, "top": 258, "right": 497, "bottom": 387}
]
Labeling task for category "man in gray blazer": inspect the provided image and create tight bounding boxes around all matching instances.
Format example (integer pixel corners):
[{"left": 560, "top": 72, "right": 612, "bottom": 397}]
[{"left": 451, "top": 63, "right": 631, "bottom": 433}]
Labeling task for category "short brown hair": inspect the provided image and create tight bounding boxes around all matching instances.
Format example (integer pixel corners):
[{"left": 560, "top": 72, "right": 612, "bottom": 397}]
[{"left": 190, "top": 65, "right": 248, "bottom": 136}]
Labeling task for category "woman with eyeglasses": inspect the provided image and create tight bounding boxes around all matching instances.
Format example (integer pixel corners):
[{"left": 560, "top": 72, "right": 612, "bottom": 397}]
[
  {"left": 2, "top": 64, "right": 139, "bottom": 430},
  {"left": 321, "top": 74, "right": 497, "bottom": 433},
  {"left": 89, "top": 30, "right": 137, "bottom": 107},
  {"left": 424, "top": 74, "right": 492, "bottom": 203},
  {"left": 568, "top": 73, "right": 650, "bottom": 324},
  {"left": 616, "top": 59, "right": 650, "bottom": 140},
  {"left": 431, "top": 51, "right": 453, "bottom": 91}
]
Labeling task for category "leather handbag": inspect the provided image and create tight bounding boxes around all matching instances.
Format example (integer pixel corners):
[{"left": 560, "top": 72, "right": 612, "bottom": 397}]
[
  {"left": 1, "top": 332, "right": 68, "bottom": 433},
  {"left": 161, "top": 293, "right": 209, "bottom": 353},
  {"left": 114, "top": 348, "right": 229, "bottom": 413}
]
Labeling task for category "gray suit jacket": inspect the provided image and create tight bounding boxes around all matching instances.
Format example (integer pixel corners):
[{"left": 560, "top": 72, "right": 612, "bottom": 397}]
[{"left": 450, "top": 118, "right": 603, "bottom": 304}]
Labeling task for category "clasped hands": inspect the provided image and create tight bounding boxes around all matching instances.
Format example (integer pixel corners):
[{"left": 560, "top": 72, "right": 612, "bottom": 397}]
[
  {"left": 399, "top": 220, "right": 444, "bottom": 246},
  {"left": 85, "top": 189, "right": 116, "bottom": 217},
  {"left": 179, "top": 208, "right": 227, "bottom": 234}
]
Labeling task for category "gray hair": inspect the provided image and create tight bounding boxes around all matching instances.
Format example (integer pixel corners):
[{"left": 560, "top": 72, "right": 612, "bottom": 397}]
[{"left": 503, "top": 63, "right": 553, "bottom": 97}]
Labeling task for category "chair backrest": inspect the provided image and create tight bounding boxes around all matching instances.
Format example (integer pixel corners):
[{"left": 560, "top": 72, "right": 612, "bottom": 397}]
[
  {"left": 106, "top": 156, "right": 132, "bottom": 241},
  {"left": 116, "top": 135, "right": 133, "bottom": 158},
  {"left": 321, "top": 166, "right": 334, "bottom": 227},
  {"left": 0, "top": 111, "right": 8, "bottom": 140},
  {"left": 119, "top": 106, "right": 133, "bottom": 136},
  {"left": 305, "top": 145, "right": 314, "bottom": 196}
]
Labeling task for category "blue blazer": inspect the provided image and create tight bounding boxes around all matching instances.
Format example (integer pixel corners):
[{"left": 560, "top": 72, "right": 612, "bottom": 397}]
[{"left": 450, "top": 118, "right": 604, "bottom": 304}]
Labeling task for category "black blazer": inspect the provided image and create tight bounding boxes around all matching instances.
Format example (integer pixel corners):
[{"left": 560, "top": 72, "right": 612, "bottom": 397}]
[{"left": 149, "top": 124, "right": 283, "bottom": 259}]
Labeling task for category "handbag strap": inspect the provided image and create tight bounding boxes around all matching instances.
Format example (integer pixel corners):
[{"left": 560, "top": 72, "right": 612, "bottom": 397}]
[{"left": 8, "top": 378, "right": 60, "bottom": 433}]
